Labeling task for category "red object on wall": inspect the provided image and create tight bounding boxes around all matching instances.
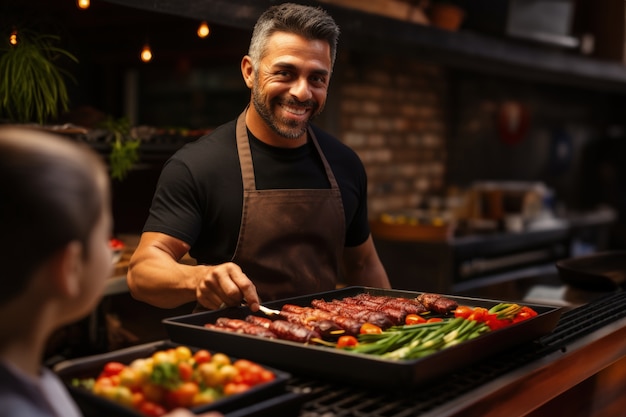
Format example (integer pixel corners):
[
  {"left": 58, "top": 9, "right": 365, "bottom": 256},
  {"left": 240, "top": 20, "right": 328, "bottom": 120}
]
[{"left": 496, "top": 101, "right": 530, "bottom": 145}]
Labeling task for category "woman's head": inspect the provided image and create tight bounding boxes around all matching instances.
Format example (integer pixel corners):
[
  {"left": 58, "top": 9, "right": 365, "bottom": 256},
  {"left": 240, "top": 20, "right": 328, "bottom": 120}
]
[
  {"left": 248, "top": 3, "right": 340, "bottom": 72},
  {"left": 0, "top": 126, "right": 111, "bottom": 309}
]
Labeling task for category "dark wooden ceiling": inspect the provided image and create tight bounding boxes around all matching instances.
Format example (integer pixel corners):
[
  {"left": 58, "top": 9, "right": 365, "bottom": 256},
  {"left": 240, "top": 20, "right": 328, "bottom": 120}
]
[{"left": 1, "top": 0, "right": 254, "bottom": 67}]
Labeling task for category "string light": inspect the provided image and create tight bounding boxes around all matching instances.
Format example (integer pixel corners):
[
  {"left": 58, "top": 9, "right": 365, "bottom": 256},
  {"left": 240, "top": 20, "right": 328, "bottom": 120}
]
[
  {"left": 197, "top": 21, "right": 210, "bottom": 38},
  {"left": 77, "top": 0, "right": 90, "bottom": 10},
  {"left": 140, "top": 43, "right": 152, "bottom": 62},
  {"left": 9, "top": 29, "right": 18, "bottom": 45}
]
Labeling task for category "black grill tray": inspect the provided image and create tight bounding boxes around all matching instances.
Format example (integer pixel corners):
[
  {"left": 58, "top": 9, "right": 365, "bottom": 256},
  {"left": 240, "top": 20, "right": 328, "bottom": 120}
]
[
  {"left": 163, "top": 287, "right": 562, "bottom": 388},
  {"left": 53, "top": 340, "right": 294, "bottom": 417}
]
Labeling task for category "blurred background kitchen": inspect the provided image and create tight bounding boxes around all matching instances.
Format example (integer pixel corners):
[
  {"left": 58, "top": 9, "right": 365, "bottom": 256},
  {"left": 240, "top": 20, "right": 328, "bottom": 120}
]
[{"left": 3, "top": 0, "right": 626, "bottom": 354}]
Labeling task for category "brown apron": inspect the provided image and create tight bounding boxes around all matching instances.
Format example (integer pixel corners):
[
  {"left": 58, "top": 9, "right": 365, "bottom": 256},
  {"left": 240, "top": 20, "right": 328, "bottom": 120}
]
[{"left": 232, "top": 109, "right": 345, "bottom": 302}]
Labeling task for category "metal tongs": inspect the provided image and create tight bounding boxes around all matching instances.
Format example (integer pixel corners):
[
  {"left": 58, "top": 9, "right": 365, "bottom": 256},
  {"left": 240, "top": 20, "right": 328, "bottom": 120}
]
[
  {"left": 258, "top": 304, "right": 281, "bottom": 316},
  {"left": 241, "top": 298, "right": 280, "bottom": 316}
]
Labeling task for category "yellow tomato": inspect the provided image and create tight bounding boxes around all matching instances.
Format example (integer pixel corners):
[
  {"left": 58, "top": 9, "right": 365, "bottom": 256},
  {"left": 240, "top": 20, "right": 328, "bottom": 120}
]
[
  {"left": 129, "top": 358, "right": 152, "bottom": 383},
  {"left": 217, "top": 364, "right": 238, "bottom": 384},
  {"left": 192, "top": 388, "right": 218, "bottom": 406},
  {"left": 152, "top": 350, "right": 172, "bottom": 364},
  {"left": 98, "top": 385, "right": 134, "bottom": 407},
  {"left": 174, "top": 346, "right": 192, "bottom": 362},
  {"left": 198, "top": 362, "right": 221, "bottom": 387},
  {"left": 113, "top": 386, "right": 134, "bottom": 407},
  {"left": 118, "top": 367, "right": 142, "bottom": 390},
  {"left": 211, "top": 353, "right": 231, "bottom": 367}
]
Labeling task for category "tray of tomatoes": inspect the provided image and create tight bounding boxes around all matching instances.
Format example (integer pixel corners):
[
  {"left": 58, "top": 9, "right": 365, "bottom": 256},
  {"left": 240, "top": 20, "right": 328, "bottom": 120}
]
[{"left": 53, "top": 341, "right": 296, "bottom": 417}]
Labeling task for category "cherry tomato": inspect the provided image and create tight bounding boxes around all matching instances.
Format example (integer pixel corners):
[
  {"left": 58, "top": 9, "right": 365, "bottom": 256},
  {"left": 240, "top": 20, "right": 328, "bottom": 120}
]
[
  {"left": 259, "top": 369, "right": 275, "bottom": 383},
  {"left": 100, "top": 361, "right": 125, "bottom": 378},
  {"left": 236, "top": 362, "right": 265, "bottom": 385},
  {"left": 93, "top": 376, "right": 116, "bottom": 396},
  {"left": 405, "top": 314, "right": 427, "bottom": 325},
  {"left": 177, "top": 361, "right": 193, "bottom": 381},
  {"left": 336, "top": 335, "right": 358, "bottom": 348},
  {"left": 360, "top": 323, "right": 383, "bottom": 334},
  {"left": 193, "top": 349, "right": 212, "bottom": 365},
  {"left": 454, "top": 305, "right": 473, "bottom": 319},
  {"left": 174, "top": 346, "right": 192, "bottom": 361},
  {"left": 223, "top": 382, "right": 251, "bottom": 396},
  {"left": 513, "top": 307, "right": 537, "bottom": 323},
  {"left": 426, "top": 317, "right": 443, "bottom": 323},
  {"left": 468, "top": 307, "right": 489, "bottom": 322},
  {"left": 485, "top": 314, "right": 509, "bottom": 331},
  {"left": 109, "top": 238, "right": 125, "bottom": 249},
  {"left": 165, "top": 381, "right": 198, "bottom": 408},
  {"left": 520, "top": 306, "right": 538, "bottom": 317},
  {"left": 138, "top": 400, "right": 167, "bottom": 417},
  {"left": 233, "top": 359, "right": 254, "bottom": 371},
  {"left": 131, "top": 391, "right": 145, "bottom": 409}
]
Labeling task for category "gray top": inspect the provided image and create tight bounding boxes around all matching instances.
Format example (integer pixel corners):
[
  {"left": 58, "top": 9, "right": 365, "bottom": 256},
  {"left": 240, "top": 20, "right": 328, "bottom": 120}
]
[{"left": 0, "top": 360, "right": 82, "bottom": 417}]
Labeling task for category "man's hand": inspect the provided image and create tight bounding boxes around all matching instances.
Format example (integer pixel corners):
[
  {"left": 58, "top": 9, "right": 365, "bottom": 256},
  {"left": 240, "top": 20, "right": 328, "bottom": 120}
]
[
  {"left": 195, "top": 262, "right": 260, "bottom": 312},
  {"left": 128, "top": 232, "right": 261, "bottom": 310}
]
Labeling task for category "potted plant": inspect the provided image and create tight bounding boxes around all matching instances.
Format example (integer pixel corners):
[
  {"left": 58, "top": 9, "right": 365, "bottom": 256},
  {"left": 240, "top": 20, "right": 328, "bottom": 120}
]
[
  {"left": 0, "top": 28, "right": 139, "bottom": 180},
  {"left": 0, "top": 28, "right": 78, "bottom": 124},
  {"left": 98, "top": 116, "right": 141, "bottom": 181}
]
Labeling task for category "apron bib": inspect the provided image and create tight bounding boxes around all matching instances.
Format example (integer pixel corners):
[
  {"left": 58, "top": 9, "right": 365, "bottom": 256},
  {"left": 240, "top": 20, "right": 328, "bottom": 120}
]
[{"left": 231, "top": 109, "right": 345, "bottom": 302}]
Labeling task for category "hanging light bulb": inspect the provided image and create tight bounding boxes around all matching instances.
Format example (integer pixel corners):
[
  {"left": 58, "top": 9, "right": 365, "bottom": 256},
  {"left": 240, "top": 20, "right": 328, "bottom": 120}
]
[
  {"left": 9, "top": 29, "right": 18, "bottom": 46},
  {"left": 77, "top": 0, "right": 90, "bottom": 10},
  {"left": 197, "top": 21, "right": 210, "bottom": 38},
  {"left": 140, "top": 43, "right": 152, "bottom": 63}
]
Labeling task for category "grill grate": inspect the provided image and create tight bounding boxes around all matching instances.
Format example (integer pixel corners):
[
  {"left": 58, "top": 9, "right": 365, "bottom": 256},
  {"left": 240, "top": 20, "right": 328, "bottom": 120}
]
[{"left": 290, "top": 290, "right": 626, "bottom": 417}]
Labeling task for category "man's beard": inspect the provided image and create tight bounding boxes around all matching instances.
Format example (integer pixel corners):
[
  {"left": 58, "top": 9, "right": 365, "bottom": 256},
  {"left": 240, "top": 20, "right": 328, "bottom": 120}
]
[{"left": 252, "top": 80, "right": 323, "bottom": 140}]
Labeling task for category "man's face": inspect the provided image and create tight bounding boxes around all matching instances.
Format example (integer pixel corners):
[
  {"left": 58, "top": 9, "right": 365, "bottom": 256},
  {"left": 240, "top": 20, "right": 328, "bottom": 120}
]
[{"left": 250, "top": 32, "right": 332, "bottom": 140}]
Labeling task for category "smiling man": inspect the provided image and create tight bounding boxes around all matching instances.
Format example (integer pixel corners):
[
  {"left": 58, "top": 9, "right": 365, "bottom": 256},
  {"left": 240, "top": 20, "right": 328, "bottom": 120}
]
[{"left": 127, "top": 3, "right": 391, "bottom": 312}]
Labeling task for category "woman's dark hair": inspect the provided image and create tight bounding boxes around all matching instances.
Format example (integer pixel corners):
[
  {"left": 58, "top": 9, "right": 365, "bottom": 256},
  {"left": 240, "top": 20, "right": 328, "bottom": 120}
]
[
  {"left": 248, "top": 2, "right": 340, "bottom": 71},
  {"left": 0, "top": 127, "right": 107, "bottom": 305}
]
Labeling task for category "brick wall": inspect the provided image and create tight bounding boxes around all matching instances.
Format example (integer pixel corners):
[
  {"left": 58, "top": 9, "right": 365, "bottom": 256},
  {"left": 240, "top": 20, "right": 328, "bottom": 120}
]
[
  {"left": 333, "top": 54, "right": 449, "bottom": 218},
  {"left": 324, "top": 51, "right": 626, "bottom": 225}
]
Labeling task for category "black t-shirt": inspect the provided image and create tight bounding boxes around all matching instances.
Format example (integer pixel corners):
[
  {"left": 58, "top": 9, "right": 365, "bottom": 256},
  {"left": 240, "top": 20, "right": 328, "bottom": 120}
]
[{"left": 143, "top": 119, "right": 370, "bottom": 264}]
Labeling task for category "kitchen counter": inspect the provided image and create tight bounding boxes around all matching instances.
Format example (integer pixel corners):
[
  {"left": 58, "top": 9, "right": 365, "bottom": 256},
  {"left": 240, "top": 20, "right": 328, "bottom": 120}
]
[
  {"left": 374, "top": 208, "right": 616, "bottom": 298},
  {"left": 291, "top": 290, "right": 626, "bottom": 417}
]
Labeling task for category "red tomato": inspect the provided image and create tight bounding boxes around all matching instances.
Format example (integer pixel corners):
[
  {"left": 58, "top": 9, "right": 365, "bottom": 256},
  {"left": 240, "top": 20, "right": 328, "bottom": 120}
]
[
  {"left": 109, "top": 238, "right": 125, "bottom": 249},
  {"left": 138, "top": 401, "right": 167, "bottom": 417},
  {"left": 101, "top": 361, "right": 125, "bottom": 377},
  {"left": 193, "top": 349, "right": 212, "bottom": 365},
  {"left": 131, "top": 392, "right": 145, "bottom": 409},
  {"left": 468, "top": 307, "right": 489, "bottom": 322},
  {"left": 360, "top": 323, "right": 383, "bottom": 334},
  {"left": 405, "top": 314, "right": 427, "bottom": 325},
  {"left": 166, "top": 382, "right": 198, "bottom": 408},
  {"left": 485, "top": 314, "right": 509, "bottom": 331},
  {"left": 513, "top": 307, "right": 537, "bottom": 323},
  {"left": 233, "top": 359, "right": 254, "bottom": 371},
  {"left": 246, "top": 365, "right": 266, "bottom": 385},
  {"left": 259, "top": 369, "right": 275, "bottom": 383},
  {"left": 426, "top": 317, "right": 443, "bottom": 323},
  {"left": 223, "top": 382, "right": 251, "bottom": 396},
  {"left": 336, "top": 335, "right": 358, "bottom": 348},
  {"left": 454, "top": 305, "right": 473, "bottom": 319},
  {"left": 177, "top": 361, "right": 193, "bottom": 381}
]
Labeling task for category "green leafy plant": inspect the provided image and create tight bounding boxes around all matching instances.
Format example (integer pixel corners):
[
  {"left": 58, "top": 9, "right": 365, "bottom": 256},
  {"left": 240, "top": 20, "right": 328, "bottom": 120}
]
[
  {"left": 98, "top": 116, "right": 141, "bottom": 181},
  {"left": 0, "top": 29, "right": 78, "bottom": 124}
]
